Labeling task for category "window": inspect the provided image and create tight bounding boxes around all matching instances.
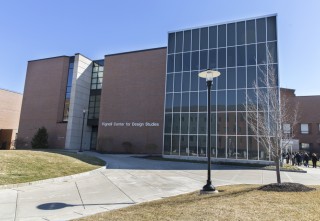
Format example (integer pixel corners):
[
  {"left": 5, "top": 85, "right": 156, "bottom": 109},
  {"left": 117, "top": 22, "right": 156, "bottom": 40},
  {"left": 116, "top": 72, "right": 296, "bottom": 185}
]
[
  {"left": 164, "top": 15, "right": 278, "bottom": 160},
  {"left": 301, "top": 143, "right": 310, "bottom": 149},
  {"left": 300, "top": 124, "right": 309, "bottom": 134},
  {"left": 88, "top": 95, "right": 101, "bottom": 119},
  {"left": 91, "top": 62, "right": 103, "bottom": 89},
  {"left": 283, "top": 124, "right": 291, "bottom": 134},
  {"left": 63, "top": 57, "right": 74, "bottom": 121}
]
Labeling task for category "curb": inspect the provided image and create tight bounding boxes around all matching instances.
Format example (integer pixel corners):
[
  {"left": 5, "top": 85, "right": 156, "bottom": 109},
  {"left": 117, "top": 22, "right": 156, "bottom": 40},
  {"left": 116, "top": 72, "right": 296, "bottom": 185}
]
[{"left": 261, "top": 168, "right": 307, "bottom": 173}]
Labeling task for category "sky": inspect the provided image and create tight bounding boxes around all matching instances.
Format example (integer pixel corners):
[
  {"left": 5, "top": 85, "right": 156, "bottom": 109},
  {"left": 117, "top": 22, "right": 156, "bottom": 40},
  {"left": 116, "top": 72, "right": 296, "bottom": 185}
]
[{"left": 0, "top": 0, "right": 319, "bottom": 96}]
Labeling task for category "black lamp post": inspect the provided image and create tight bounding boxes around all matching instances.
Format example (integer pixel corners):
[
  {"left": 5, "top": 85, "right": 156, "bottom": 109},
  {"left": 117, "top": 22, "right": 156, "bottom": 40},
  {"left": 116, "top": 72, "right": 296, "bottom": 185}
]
[
  {"left": 79, "top": 109, "right": 86, "bottom": 152},
  {"left": 198, "top": 69, "right": 220, "bottom": 193}
]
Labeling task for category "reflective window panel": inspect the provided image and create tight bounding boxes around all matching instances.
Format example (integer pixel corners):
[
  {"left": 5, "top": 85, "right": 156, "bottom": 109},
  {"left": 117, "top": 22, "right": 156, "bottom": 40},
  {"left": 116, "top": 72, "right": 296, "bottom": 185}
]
[{"left": 164, "top": 15, "right": 278, "bottom": 162}]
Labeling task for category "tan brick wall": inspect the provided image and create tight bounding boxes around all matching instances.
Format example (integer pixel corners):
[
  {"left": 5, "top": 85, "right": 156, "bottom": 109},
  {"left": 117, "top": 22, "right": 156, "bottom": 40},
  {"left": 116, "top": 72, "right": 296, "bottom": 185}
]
[
  {"left": 18, "top": 56, "right": 70, "bottom": 148},
  {"left": 0, "top": 89, "right": 22, "bottom": 130},
  {"left": 0, "top": 89, "right": 22, "bottom": 149},
  {"left": 97, "top": 48, "right": 167, "bottom": 154}
]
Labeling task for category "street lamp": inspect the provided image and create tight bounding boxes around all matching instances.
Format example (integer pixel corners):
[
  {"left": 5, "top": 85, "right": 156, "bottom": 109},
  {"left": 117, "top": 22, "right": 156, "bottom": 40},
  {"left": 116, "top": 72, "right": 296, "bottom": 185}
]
[
  {"left": 198, "top": 69, "right": 220, "bottom": 193},
  {"left": 79, "top": 109, "right": 86, "bottom": 152}
]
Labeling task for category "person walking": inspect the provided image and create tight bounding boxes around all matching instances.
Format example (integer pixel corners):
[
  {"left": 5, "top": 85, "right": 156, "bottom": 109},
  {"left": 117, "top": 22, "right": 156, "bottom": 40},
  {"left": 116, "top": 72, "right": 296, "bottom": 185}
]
[
  {"left": 304, "top": 153, "right": 310, "bottom": 167},
  {"left": 289, "top": 152, "right": 293, "bottom": 165},
  {"left": 292, "top": 152, "right": 296, "bottom": 166},
  {"left": 296, "top": 152, "right": 302, "bottom": 166},
  {"left": 286, "top": 152, "right": 290, "bottom": 164},
  {"left": 311, "top": 153, "right": 318, "bottom": 168}
]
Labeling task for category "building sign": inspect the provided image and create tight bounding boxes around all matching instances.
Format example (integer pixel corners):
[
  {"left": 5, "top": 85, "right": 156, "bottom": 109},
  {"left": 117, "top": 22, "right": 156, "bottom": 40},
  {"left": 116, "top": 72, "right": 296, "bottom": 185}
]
[{"left": 101, "top": 121, "right": 160, "bottom": 127}]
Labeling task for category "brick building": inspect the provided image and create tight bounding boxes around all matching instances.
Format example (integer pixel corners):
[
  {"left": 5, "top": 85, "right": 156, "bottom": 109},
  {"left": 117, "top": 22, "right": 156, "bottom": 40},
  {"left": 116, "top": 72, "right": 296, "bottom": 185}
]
[
  {"left": 281, "top": 88, "right": 320, "bottom": 154},
  {"left": 0, "top": 89, "right": 23, "bottom": 149},
  {"left": 10, "top": 13, "right": 320, "bottom": 162},
  {"left": 18, "top": 15, "right": 320, "bottom": 163},
  {"left": 18, "top": 48, "right": 166, "bottom": 154}
]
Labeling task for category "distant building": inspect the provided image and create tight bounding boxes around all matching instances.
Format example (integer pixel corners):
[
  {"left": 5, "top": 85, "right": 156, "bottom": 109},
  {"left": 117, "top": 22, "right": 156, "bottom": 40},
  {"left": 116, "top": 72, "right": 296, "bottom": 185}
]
[
  {"left": 0, "top": 89, "right": 23, "bottom": 149},
  {"left": 281, "top": 88, "right": 320, "bottom": 154}
]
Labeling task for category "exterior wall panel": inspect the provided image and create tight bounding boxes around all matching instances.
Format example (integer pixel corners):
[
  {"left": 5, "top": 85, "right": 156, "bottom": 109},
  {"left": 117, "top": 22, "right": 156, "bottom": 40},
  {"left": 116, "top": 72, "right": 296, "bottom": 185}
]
[
  {"left": 97, "top": 48, "right": 167, "bottom": 154},
  {"left": 65, "top": 54, "right": 92, "bottom": 150},
  {"left": 18, "top": 57, "right": 69, "bottom": 148},
  {"left": 0, "top": 89, "right": 22, "bottom": 130},
  {"left": 0, "top": 89, "right": 22, "bottom": 149}
]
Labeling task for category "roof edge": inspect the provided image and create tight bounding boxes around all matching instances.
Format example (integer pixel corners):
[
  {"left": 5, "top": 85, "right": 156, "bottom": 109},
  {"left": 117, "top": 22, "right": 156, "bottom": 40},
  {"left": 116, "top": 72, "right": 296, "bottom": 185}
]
[
  {"left": 0, "top": 88, "right": 23, "bottom": 95},
  {"left": 168, "top": 13, "right": 278, "bottom": 33},
  {"left": 105, "top": 46, "right": 167, "bottom": 57},
  {"left": 280, "top": 87, "right": 295, "bottom": 91},
  {"left": 28, "top": 55, "right": 70, "bottom": 63},
  {"left": 74, "top": 53, "right": 93, "bottom": 61}
]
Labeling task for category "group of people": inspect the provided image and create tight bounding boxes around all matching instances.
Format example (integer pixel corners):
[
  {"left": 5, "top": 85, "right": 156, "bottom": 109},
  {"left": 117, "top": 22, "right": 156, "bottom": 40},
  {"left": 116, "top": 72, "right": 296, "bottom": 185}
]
[{"left": 284, "top": 152, "right": 318, "bottom": 168}]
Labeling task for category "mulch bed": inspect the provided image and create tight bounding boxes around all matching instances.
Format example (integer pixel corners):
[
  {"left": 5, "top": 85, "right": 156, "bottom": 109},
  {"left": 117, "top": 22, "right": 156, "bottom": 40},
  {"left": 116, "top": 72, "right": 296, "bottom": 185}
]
[{"left": 258, "top": 182, "right": 315, "bottom": 192}]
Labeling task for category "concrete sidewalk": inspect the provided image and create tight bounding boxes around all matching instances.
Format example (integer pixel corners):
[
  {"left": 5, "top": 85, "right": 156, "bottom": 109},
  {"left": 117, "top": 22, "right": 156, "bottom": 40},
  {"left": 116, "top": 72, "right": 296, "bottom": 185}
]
[{"left": 1, "top": 153, "right": 320, "bottom": 221}]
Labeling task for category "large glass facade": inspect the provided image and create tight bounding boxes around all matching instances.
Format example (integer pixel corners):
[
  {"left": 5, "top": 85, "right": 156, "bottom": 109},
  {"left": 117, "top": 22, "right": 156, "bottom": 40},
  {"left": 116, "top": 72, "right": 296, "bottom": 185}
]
[{"left": 164, "top": 15, "right": 278, "bottom": 161}]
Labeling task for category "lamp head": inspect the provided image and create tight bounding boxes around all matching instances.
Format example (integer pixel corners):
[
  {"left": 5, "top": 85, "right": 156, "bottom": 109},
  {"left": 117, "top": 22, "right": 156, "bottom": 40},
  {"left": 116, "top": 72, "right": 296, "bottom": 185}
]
[{"left": 198, "top": 69, "right": 221, "bottom": 82}]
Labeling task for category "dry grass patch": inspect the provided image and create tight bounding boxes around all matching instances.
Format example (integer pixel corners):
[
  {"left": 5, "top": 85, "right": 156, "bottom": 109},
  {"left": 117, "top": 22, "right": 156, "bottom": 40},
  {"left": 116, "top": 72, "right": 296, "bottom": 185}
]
[
  {"left": 0, "top": 150, "right": 105, "bottom": 185},
  {"left": 76, "top": 184, "right": 319, "bottom": 221},
  {"left": 264, "top": 164, "right": 303, "bottom": 171}
]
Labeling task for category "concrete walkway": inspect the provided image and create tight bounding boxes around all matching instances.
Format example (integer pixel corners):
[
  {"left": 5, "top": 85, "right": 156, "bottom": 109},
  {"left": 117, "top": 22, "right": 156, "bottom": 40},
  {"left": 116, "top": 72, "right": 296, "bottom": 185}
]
[{"left": 1, "top": 153, "right": 320, "bottom": 221}]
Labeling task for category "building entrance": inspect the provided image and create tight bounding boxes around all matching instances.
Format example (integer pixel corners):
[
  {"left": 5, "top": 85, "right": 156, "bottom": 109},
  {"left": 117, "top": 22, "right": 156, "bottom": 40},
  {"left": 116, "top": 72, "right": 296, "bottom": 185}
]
[
  {"left": 90, "top": 126, "right": 98, "bottom": 150},
  {"left": 0, "top": 129, "right": 14, "bottom": 150}
]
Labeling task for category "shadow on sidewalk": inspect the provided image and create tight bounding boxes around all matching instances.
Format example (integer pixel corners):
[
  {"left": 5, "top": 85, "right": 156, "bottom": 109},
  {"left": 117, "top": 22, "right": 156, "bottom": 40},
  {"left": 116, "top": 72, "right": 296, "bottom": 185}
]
[{"left": 37, "top": 202, "right": 135, "bottom": 210}]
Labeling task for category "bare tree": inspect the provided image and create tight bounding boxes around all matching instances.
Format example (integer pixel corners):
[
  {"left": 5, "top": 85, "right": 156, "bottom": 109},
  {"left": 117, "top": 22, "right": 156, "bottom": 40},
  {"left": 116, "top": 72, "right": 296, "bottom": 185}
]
[{"left": 246, "top": 49, "right": 299, "bottom": 184}]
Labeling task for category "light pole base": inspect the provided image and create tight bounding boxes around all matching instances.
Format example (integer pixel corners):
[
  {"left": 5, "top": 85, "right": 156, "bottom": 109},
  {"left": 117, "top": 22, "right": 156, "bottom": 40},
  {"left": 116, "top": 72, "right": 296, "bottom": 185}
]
[
  {"left": 200, "top": 190, "right": 219, "bottom": 195},
  {"left": 203, "top": 183, "right": 215, "bottom": 190},
  {"left": 200, "top": 182, "right": 217, "bottom": 194},
  {"left": 200, "top": 185, "right": 219, "bottom": 194},
  {"left": 200, "top": 189, "right": 219, "bottom": 194}
]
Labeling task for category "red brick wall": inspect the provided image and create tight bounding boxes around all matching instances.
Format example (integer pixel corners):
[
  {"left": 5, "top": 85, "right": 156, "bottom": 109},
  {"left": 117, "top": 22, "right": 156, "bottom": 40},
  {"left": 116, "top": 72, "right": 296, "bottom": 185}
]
[
  {"left": 18, "top": 56, "right": 69, "bottom": 148},
  {"left": 97, "top": 48, "right": 167, "bottom": 154},
  {"left": 0, "top": 89, "right": 22, "bottom": 130},
  {"left": 281, "top": 88, "right": 320, "bottom": 153}
]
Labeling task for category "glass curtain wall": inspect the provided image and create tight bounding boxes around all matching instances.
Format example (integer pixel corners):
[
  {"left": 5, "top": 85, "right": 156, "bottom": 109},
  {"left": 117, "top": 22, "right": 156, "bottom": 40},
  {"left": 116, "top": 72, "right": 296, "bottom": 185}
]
[
  {"left": 88, "top": 59, "right": 104, "bottom": 150},
  {"left": 163, "top": 15, "right": 278, "bottom": 161},
  {"left": 63, "top": 56, "right": 75, "bottom": 121},
  {"left": 88, "top": 60, "right": 104, "bottom": 120}
]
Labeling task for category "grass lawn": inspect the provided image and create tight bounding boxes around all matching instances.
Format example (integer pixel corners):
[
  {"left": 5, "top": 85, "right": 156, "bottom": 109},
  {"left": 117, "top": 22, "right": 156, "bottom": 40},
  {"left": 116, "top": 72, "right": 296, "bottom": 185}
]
[
  {"left": 77, "top": 184, "right": 320, "bottom": 221},
  {"left": 264, "top": 163, "right": 303, "bottom": 171},
  {"left": 0, "top": 150, "right": 105, "bottom": 185}
]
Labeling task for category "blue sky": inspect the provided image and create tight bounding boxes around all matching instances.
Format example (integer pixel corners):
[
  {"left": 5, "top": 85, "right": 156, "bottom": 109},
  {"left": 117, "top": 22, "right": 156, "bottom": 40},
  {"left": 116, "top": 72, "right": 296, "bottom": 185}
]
[{"left": 0, "top": 0, "right": 319, "bottom": 95}]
